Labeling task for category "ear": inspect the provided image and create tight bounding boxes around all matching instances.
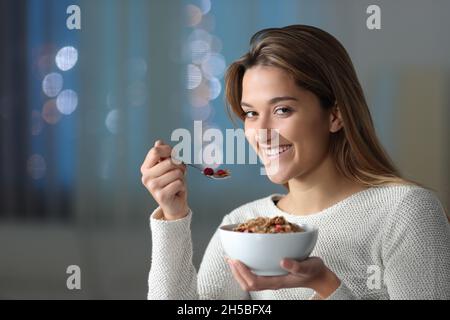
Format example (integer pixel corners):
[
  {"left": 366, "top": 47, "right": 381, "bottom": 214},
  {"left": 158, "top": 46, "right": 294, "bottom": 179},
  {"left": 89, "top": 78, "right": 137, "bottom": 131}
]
[{"left": 329, "top": 105, "right": 343, "bottom": 133}]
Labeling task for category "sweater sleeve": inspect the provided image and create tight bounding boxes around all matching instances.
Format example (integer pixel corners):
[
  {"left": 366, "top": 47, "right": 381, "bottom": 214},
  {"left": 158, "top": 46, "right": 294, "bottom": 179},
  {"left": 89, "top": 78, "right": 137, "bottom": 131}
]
[
  {"left": 147, "top": 207, "right": 249, "bottom": 300},
  {"left": 147, "top": 207, "right": 198, "bottom": 299},
  {"left": 381, "top": 188, "right": 450, "bottom": 299}
]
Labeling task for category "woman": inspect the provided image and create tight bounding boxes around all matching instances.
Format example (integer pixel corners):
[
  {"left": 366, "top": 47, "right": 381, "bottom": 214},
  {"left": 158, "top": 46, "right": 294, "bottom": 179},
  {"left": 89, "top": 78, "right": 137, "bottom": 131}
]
[{"left": 141, "top": 25, "right": 450, "bottom": 299}]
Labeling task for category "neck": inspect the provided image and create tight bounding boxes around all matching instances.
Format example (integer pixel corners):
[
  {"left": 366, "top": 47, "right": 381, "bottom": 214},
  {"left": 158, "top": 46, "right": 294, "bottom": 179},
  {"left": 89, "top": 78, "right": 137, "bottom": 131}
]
[{"left": 282, "top": 154, "right": 366, "bottom": 216}]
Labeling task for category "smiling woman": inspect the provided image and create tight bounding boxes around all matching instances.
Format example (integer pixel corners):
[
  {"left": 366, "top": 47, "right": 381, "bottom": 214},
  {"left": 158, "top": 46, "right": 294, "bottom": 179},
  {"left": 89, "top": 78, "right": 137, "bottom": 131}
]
[
  {"left": 225, "top": 25, "right": 413, "bottom": 190},
  {"left": 144, "top": 25, "right": 450, "bottom": 300}
]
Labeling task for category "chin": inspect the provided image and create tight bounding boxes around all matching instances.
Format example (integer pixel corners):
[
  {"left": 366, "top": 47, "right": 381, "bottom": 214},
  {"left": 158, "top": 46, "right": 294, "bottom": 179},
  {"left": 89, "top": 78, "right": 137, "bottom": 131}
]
[{"left": 264, "top": 166, "right": 292, "bottom": 185}]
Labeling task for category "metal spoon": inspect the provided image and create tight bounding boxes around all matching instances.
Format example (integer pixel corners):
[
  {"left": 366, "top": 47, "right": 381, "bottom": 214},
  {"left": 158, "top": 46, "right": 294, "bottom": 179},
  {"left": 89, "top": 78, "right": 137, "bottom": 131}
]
[{"left": 173, "top": 158, "right": 231, "bottom": 180}]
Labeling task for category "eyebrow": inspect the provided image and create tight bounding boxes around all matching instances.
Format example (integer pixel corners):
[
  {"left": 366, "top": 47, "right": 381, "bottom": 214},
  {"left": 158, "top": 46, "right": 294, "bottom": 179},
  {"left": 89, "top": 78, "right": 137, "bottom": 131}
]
[{"left": 241, "top": 96, "right": 299, "bottom": 108}]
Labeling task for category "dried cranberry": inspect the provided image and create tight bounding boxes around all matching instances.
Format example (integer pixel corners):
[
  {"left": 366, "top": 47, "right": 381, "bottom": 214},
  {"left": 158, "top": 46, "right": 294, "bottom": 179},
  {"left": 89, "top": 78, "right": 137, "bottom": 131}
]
[
  {"left": 216, "top": 169, "right": 227, "bottom": 176},
  {"left": 203, "top": 167, "right": 214, "bottom": 176}
]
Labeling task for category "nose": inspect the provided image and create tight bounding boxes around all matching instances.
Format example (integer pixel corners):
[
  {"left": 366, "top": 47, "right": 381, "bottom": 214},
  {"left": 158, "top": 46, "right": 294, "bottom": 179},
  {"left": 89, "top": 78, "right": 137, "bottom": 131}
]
[
  {"left": 245, "top": 114, "right": 279, "bottom": 147},
  {"left": 255, "top": 128, "right": 279, "bottom": 146}
]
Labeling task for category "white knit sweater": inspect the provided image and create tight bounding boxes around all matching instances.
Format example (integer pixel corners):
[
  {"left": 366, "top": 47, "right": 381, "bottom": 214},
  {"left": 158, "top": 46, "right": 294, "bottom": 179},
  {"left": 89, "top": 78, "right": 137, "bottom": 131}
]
[{"left": 147, "top": 184, "right": 450, "bottom": 300}]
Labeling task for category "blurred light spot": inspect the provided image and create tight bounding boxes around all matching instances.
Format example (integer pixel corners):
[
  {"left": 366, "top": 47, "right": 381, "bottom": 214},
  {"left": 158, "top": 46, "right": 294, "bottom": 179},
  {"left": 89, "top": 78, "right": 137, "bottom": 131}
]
[
  {"left": 197, "top": 13, "right": 215, "bottom": 31},
  {"left": 33, "top": 44, "right": 56, "bottom": 76},
  {"left": 187, "top": 29, "right": 212, "bottom": 44},
  {"left": 190, "top": 40, "right": 210, "bottom": 64},
  {"left": 127, "top": 57, "right": 148, "bottom": 80},
  {"left": 55, "top": 46, "right": 78, "bottom": 71},
  {"left": 42, "top": 99, "right": 62, "bottom": 124},
  {"left": 127, "top": 81, "right": 148, "bottom": 107},
  {"left": 190, "top": 104, "right": 213, "bottom": 121},
  {"left": 31, "top": 110, "right": 44, "bottom": 136},
  {"left": 189, "top": 81, "right": 210, "bottom": 107},
  {"left": 42, "top": 73, "right": 63, "bottom": 97},
  {"left": 56, "top": 89, "right": 78, "bottom": 115},
  {"left": 187, "top": 64, "right": 202, "bottom": 90},
  {"left": 201, "top": 53, "right": 226, "bottom": 80},
  {"left": 210, "top": 36, "right": 223, "bottom": 53},
  {"left": 27, "top": 154, "right": 46, "bottom": 180},
  {"left": 208, "top": 78, "right": 222, "bottom": 100},
  {"left": 200, "top": 0, "right": 211, "bottom": 14},
  {"left": 37, "top": 54, "right": 54, "bottom": 75},
  {"left": 186, "top": 4, "right": 202, "bottom": 27},
  {"left": 105, "top": 109, "right": 120, "bottom": 134}
]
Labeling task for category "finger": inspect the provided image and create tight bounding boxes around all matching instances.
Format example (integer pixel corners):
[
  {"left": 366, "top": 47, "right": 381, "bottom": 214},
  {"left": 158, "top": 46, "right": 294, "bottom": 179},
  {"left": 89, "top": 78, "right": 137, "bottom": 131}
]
[
  {"left": 146, "top": 168, "right": 184, "bottom": 191},
  {"left": 281, "top": 257, "right": 320, "bottom": 275},
  {"left": 233, "top": 260, "right": 286, "bottom": 290},
  {"left": 160, "top": 178, "right": 185, "bottom": 199},
  {"left": 231, "top": 260, "right": 260, "bottom": 290},
  {"left": 143, "top": 158, "right": 186, "bottom": 180},
  {"left": 227, "top": 261, "right": 252, "bottom": 291},
  {"left": 142, "top": 144, "right": 172, "bottom": 171},
  {"left": 154, "top": 139, "right": 164, "bottom": 147}
]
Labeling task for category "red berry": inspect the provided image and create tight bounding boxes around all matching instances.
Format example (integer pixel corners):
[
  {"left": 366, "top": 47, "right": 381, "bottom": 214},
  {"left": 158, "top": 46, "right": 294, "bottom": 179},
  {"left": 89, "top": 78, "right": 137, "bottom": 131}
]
[
  {"left": 203, "top": 167, "right": 214, "bottom": 176},
  {"left": 216, "top": 169, "right": 227, "bottom": 176}
]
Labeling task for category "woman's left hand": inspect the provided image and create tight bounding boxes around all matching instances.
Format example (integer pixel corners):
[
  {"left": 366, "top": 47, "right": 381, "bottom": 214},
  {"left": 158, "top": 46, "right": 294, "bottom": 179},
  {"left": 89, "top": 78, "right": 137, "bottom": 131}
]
[{"left": 226, "top": 257, "right": 341, "bottom": 299}]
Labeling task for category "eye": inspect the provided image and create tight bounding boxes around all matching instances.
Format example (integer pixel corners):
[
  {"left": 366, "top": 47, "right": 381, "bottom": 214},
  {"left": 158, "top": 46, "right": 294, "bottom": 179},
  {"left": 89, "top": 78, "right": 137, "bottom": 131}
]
[
  {"left": 274, "top": 106, "right": 292, "bottom": 116},
  {"left": 243, "top": 110, "right": 258, "bottom": 118}
]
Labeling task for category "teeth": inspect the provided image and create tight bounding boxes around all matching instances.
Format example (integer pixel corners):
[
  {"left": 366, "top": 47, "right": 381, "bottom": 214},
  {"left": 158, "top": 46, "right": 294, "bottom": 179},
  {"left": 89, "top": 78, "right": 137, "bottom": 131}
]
[{"left": 262, "top": 145, "right": 292, "bottom": 157}]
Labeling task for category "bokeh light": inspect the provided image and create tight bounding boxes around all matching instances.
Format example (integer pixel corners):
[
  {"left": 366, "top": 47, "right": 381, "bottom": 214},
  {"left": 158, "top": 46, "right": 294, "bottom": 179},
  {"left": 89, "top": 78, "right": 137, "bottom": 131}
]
[
  {"left": 42, "top": 99, "right": 62, "bottom": 124},
  {"left": 210, "top": 35, "right": 223, "bottom": 53},
  {"left": 187, "top": 29, "right": 212, "bottom": 45},
  {"left": 190, "top": 40, "right": 210, "bottom": 64},
  {"left": 200, "top": 0, "right": 211, "bottom": 15},
  {"left": 27, "top": 154, "right": 47, "bottom": 180},
  {"left": 127, "top": 57, "right": 148, "bottom": 80},
  {"left": 185, "top": 4, "right": 202, "bottom": 27},
  {"left": 190, "top": 104, "right": 213, "bottom": 121},
  {"left": 31, "top": 110, "right": 44, "bottom": 136},
  {"left": 127, "top": 81, "right": 148, "bottom": 107},
  {"left": 33, "top": 44, "right": 56, "bottom": 76},
  {"left": 208, "top": 77, "right": 222, "bottom": 100},
  {"left": 197, "top": 13, "right": 215, "bottom": 31},
  {"left": 55, "top": 46, "right": 78, "bottom": 71},
  {"left": 201, "top": 53, "right": 226, "bottom": 80},
  {"left": 42, "top": 72, "right": 63, "bottom": 97},
  {"left": 56, "top": 89, "right": 78, "bottom": 115},
  {"left": 189, "top": 81, "right": 210, "bottom": 107},
  {"left": 105, "top": 109, "right": 120, "bottom": 134},
  {"left": 187, "top": 64, "right": 202, "bottom": 90}
]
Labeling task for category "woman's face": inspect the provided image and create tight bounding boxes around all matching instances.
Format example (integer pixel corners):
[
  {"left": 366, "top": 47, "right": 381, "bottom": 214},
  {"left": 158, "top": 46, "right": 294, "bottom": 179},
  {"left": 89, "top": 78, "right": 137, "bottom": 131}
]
[{"left": 242, "top": 65, "right": 335, "bottom": 184}]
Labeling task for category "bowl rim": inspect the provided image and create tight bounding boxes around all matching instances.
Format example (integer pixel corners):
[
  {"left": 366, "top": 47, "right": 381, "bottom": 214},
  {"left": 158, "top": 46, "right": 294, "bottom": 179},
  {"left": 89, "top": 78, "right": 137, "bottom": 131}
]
[{"left": 219, "top": 222, "right": 318, "bottom": 236}]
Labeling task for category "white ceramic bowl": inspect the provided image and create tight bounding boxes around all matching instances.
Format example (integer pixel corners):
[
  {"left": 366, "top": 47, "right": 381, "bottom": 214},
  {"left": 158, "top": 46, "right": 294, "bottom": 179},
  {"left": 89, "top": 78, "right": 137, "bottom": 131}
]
[{"left": 219, "top": 222, "right": 318, "bottom": 276}]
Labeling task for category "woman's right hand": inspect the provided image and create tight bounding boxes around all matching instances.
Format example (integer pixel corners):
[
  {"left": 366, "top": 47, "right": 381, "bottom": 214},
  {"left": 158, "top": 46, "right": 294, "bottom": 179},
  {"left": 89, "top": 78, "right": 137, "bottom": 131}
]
[{"left": 141, "top": 140, "right": 189, "bottom": 221}]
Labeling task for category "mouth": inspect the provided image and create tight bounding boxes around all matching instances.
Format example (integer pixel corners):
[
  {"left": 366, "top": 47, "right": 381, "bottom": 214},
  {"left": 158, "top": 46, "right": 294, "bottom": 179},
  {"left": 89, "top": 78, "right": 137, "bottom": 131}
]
[{"left": 259, "top": 144, "right": 293, "bottom": 160}]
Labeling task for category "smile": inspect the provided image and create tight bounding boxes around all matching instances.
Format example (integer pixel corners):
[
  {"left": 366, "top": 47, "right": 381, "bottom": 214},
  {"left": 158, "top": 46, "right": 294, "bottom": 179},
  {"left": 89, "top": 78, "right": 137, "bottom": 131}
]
[{"left": 260, "top": 144, "right": 293, "bottom": 159}]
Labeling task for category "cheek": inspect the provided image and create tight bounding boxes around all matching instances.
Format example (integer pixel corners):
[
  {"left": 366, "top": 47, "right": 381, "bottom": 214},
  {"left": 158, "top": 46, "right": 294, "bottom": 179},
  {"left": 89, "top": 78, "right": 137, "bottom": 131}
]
[
  {"left": 244, "top": 123, "right": 257, "bottom": 146},
  {"left": 287, "top": 118, "right": 330, "bottom": 151}
]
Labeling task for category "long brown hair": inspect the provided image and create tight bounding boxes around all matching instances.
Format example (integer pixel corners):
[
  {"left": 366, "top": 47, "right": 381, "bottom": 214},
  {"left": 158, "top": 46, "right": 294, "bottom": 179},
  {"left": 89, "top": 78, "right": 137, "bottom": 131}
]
[{"left": 224, "top": 25, "right": 418, "bottom": 188}]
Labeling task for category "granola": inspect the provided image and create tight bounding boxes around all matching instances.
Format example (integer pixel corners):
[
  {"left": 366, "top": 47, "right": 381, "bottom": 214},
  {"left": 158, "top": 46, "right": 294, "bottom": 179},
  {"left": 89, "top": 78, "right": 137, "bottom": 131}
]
[{"left": 233, "top": 216, "right": 304, "bottom": 233}]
